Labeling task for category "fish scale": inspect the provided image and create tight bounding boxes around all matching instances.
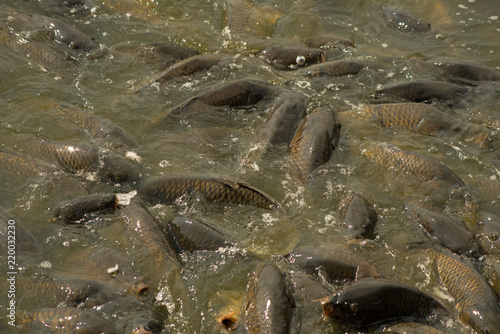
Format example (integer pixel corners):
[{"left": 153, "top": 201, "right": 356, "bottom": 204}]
[
  {"left": 363, "top": 103, "right": 436, "bottom": 129},
  {"left": 0, "top": 148, "right": 57, "bottom": 180},
  {"left": 138, "top": 177, "right": 279, "bottom": 209}
]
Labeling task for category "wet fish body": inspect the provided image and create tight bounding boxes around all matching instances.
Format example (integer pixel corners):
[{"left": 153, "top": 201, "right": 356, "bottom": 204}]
[
  {"left": 0, "top": 148, "right": 58, "bottom": 181},
  {"left": 167, "top": 216, "right": 236, "bottom": 252},
  {"left": 425, "top": 248, "right": 500, "bottom": 333},
  {"left": 0, "top": 208, "right": 41, "bottom": 259},
  {"left": 430, "top": 60, "right": 500, "bottom": 82},
  {"left": 375, "top": 81, "right": 468, "bottom": 104},
  {"left": 224, "top": 0, "right": 282, "bottom": 38},
  {"left": 289, "top": 107, "right": 342, "bottom": 183},
  {"left": 300, "top": 60, "right": 365, "bottom": 77},
  {"left": 406, "top": 202, "right": 479, "bottom": 257},
  {"left": 21, "top": 307, "right": 121, "bottom": 334},
  {"left": 245, "top": 262, "right": 295, "bottom": 334},
  {"left": 361, "top": 142, "right": 464, "bottom": 187},
  {"left": 287, "top": 245, "right": 382, "bottom": 282},
  {"left": 476, "top": 212, "right": 500, "bottom": 256},
  {"left": 258, "top": 90, "right": 308, "bottom": 149},
  {"left": 258, "top": 45, "right": 325, "bottom": 69},
  {"left": 321, "top": 277, "right": 445, "bottom": 326},
  {"left": 339, "top": 193, "right": 378, "bottom": 239},
  {"left": 53, "top": 193, "right": 118, "bottom": 222},
  {"left": 138, "top": 177, "right": 280, "bottom": 210},
  {"left": 381, "top": 8, "right": 431, "bottom": 33}
]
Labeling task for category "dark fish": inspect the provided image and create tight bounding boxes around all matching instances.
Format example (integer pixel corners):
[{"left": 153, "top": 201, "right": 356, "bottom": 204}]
[
  {"left": 429, "top": 59, "right": 500, "bottom": 82},
  {"left": 289, "top": 107, "right": 342, "bottom": 183},
  {"left": 381, "top": 8, "right": 431, "bottom": 33},
  {"left": 406, "top": 201, "right": 479, "bottom": 257},
  {"left": 483, "top": 256, "right": 500, "bottom": 300},
  {"left": 257, "top": 45, "right": 325, "bottom": 69},
  {"left": 476, "top": 212, "right": 500, "bottom": 255},
  {"left": 321, "top": 277, "right": 445, "bottom": 326},
  {"left": 135, "top": 42, "right": 199, "bottom": 67},
  {"left": 138, "top": 177, "right": 280, "bottom": 210},
  {"left": 338, "top": 192, "right": 378, "bottom": 239},
  {"left": 358, "top": 103, "right": 493, "bottom": 149},
  {"left": 0, "top": 208, "right": 41, "bottom": 260},
  {"left": 374, "top": 81, "right": 468, "bottom": 104},
  {"left": 50, "top": 101, "right": 138, "bottom": 149},
  {"left": 22, "top": 138, "right": 140, "bottom": 184},
  {"left": 424, "top": 247, "right": 500, "bottom": 333},
  {"left": 167, "top": 216, "right": 236, "bottom": 252},
  {"left": 383, "top": 321, "right": 447, "bottom": 334},
  {"left": 300, "top": 60, "right": 365, "bottom": 77},
  {"left": 258, "top": 90, "right": 308, "bottom": 150},
  {"left": 53, "top": 193, "right": 118, "bottom": 222},
  {"left": 304, "top": 34, "right": 354, "bottom": 49},
  {"left": 21, "top": 307, "right": 121, "bottom": 334},
  {"left": 165, "top": 79, "right": 281, "bottom": 120},
  {"left": 27, "top": 13, "right": 98, "bottom": 51},
  {"left": 224, "top": 0, "right": 283, "bottom": 38},
  {"left": 0, "top": 147, "right": 58, "bottom": 181},
  {"left": 360, "top": 142, "right": 465, "bottom": 187},
  {"left": 245, "top": 262, "right": 295, "bottom": 334},
  {"left": 287, "top": 245, "right": 382, "bottom": 282},
  {"left": 80, "top": 247, "right": 151, "bottom": 300},
  {"left": 151, "top": 53, "right": 225, "bottom": 84}
]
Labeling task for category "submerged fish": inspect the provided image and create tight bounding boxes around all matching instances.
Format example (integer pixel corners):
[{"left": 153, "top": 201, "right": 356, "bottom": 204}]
[
  {"left": 224, "top": 0, "right": 283, "bottom": 38},
  {"left": 321, "top": 277, "right": 445, "bottom": 326},
  {"left": 257, "top": 45, "right": 325, "bottom": 69},
  {"left": 426, "top": 59, "right": 500, "bottom": 82},
  {"left": 374, "top": 80, "right": 468, "bottom": 104},
  {"left": 245, "top": 262, "right": 295, "bottom": 334},
  {"left": 53, "top": 193, "right": 118, "bottom": 222},
  {"left": 289, "top": 107, "right": 341, "bottom": 183},
  {"left": 300, "top": 60, "right": 365, "bottom": 77},
  {"left": 138, "top": 177, "right": 280, "bottom": 210},
  {"left": 0, "top": 147, "right": 58, "bottom": 182},
  {"left": 381, "top": 8, "right": 431, "bottom": 33},
  {"left": 338, "top": 192, "right": 378, "bottom": 239}
]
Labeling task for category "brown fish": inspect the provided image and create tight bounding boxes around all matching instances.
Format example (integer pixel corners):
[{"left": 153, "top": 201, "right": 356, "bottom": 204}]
[
  {"left": 425, "top": 247, "right": 500, "bottom": 333},
  {"left": 381, "top": 8, "right": 431, "bottom": 33},
  {"left": 374, "top": 80, "right": 468, "bottom": 104},
  {"left": 223, "top": 0, "right": 283, "bottom": 38},
  {"left": 53, "top": 193, "right": 118, "bottom": 222},
  {"left": 138, "top": 177, "right": 280, "bottom": 210},
  {"left": 289, "top": 107, "right": 342, "bottom": 183},
  {"left": 300, "top": 60, "right": 365, "bottom": 77},
  {"left": 245, "top": 262, "right": 295, "bottom": 334},
  {"left": 151, "top": 53, "right": 225, "bottom": 84},
  {"left": 339, "top": 192, "right": 378, "bottom": 239}
]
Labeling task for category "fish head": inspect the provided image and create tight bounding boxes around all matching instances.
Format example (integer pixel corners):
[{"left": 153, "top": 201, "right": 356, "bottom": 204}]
[
  {"left": 477, "top": 213, "right": 500, "bottom": 255},
  {"left": 99, "top": 155, "right": 141, "bottom": 185}
]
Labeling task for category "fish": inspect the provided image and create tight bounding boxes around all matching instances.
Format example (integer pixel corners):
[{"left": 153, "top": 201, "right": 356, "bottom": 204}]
[
  {"left": 258, "top": 90, "right": 308, "bottom": 150},
  {"left": 338, "top": 192, "right": 378, "bottom": 239},
  {"left": 381, "top": 8, "right": 431, "bottom": 33},
  {"left": 321, "top": 277, "right": 445, "bottom": 326},
  {"left": 21, "top": 13, "right": 99, "bottom": 51},
  {"left": 406, "top": 201, "right": 480, "bottom": 257},
  {"left": 257, "top": 45, "right": 325, "bottom": 69},
  {"left": 20, "top": 307, "right": 121, "bottom": 334},
  {"left": 245, "top": 262, "right": 295, "bottom": 334},
  {"left": 357, "top": 103, "right": 493, "bottom": 149},
  {"left": 374, "top": 80, "right": 468, "bottom": 104},
  {"left": 53, "top": 193, "right": 119, "bottom": 222},
  {"left": 223, "top": 0, "right": 283, "bottom": 38},
  {"left": 289, "top": 107, "right": 342, "bottom": 183},
  {"left": 164, "top": 79, "right": 281, "bottom": 120},
  {"left": 167, "top": 216, "right": 236, "bottom": 252},
  {"left": 482, "top": 256, "right": 500, "bottom": 300},
  {"left": 360, "top": 142, "right": 465, "bottom": 187},
  {"left": 0, "top": 147, "right": 58, "bottom": 182},
  {"left": 299, "top": 60, "right": 365, "bottom": 77},
  {"left": 427, "top": 59, "right": 500, "bottom": 82},
  {"left": 98, "top": 0, "right": 162, "bottom": 24},
  {"left": 138, "top": 177, "right": 280, "bottom": 210},
  {"left": 304, "top": 34, "right": 354, "bottom": 49},
  {"left": 424, "top": 247, "right": 500, "bottom": 333},
  {"left": 476, "top": 212, "right": 500, "bottom": 256},
  {"left": 21, "top": 138, "right": 141, "bottom": 184},
  {"left": 0, "top": 207, "right": 41, "bottom": 261},
  {"left": 287, "top": 245, "right": 382, "bottom": 282}
]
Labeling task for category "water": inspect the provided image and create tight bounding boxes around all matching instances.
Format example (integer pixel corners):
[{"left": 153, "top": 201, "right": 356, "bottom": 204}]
[{"left": 0, "top": 0, "right": 499, "bottom": 332}]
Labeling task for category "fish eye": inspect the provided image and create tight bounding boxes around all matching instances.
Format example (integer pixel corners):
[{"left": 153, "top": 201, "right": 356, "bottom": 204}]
[
  {"left": 350, "top": 303, "right": 359, "bottom": 312},
  {"left": 489, "top": 233, "right": 499, "bottom": 241},
  {"left": 296, "top": 55, "right": 306, "bottom": 66},
  {"left": 115, "top": 176, "right": 121, "bottom": 182}
]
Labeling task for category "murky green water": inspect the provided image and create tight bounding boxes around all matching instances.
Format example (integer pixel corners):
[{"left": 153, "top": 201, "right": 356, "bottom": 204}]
[{"left": 1, "top": 0, "right": 500, "bottom": 333}]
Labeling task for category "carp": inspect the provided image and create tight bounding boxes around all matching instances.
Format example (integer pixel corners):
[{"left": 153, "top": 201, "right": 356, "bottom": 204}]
[
  {"left": 321, "top": 277, "right": 445, "bottom": 326},
  {"left": 167, "top": 216, "right": 236, "bottom": 252},
  {"left": 299, "top": 60, "right": 365, "bottom": 77},
  {"left": 424, "top": 247, "right": 500, "bottom": 333},
  {"left": 53, "top": 193, "right": 118, "bottom": 222},
  {"left": 289, "top": 107, "right": 341, "bottom": 183},
  {"left": 287, "top": 245, "right": 382, "bottom": 282},
  {"left": 223, "top": 0, "right": 283, "bottom": 38},
  {"left": 381, "top": 8, "right": 431, "bottom": 33},
  {"left": 257, "top": 45, "right": 325, "bottom": 69},
  {"left": 245, "top": 262, "right": 295, "bottom": 333},
  {"left": 374, "top": 80, "right": 468, "bottom": 104},
  {"left": 338, "top": 192, "right": 378, "bottom": 239},
  {"left": 138, "top": 177, "right": 280, "bottom": 210}
]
